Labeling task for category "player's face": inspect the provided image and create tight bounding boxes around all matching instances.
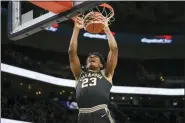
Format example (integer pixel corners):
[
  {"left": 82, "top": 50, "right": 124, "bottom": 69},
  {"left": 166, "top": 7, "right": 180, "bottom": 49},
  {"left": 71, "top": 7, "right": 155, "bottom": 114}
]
[{"left": 86, "top": 55, "right": 103, "bottom": 70}]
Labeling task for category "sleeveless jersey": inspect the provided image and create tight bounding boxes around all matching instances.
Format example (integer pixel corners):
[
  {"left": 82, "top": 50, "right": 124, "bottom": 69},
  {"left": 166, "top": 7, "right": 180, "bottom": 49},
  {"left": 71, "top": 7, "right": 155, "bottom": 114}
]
[{"left": 76, "top": 70, "right": 112, "bottom": 108}]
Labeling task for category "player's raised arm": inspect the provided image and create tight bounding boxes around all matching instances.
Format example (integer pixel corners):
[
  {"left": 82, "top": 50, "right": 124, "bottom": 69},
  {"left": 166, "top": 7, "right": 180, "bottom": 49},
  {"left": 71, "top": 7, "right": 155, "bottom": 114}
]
[
  {"left": 68, "top": 17, "right": 83, "bottom": 80},
  {"left": 104, "top": 26, "right": 118, "bottom": 79}
]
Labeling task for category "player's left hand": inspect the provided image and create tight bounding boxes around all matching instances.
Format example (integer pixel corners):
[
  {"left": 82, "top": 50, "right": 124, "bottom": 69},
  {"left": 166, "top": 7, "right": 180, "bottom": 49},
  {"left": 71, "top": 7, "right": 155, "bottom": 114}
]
[
  {"left": 103, "top": 22, "right": 110, "bottom": 32},
  {"left": 103, "top": 18, "right": 109, "bottom": 28},
  {"left": 102, "top": 16, "right": 109, "bottom": 31}
]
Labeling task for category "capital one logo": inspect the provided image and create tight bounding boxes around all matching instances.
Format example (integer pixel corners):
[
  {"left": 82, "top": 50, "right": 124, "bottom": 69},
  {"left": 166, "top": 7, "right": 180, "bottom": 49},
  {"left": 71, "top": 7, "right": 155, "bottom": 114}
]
[
  {"left": 83, "top": 32, "right": 116, "bottom": 40},
  {"left": 141, "top": 35, "right": 172, "bottom": 44}
]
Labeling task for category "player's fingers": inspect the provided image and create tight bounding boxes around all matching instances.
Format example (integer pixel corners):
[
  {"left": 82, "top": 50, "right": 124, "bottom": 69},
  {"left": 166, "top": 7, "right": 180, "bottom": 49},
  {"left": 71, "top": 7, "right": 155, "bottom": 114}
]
[
  {"left": 76, "top": 17, "right": 82, "bottom": 21},
  {"left": 76, "top": 17, "right": 83, "bottom": 23},
  {"left": 76, "top": 20, "right": 83, "bottom": 26}
]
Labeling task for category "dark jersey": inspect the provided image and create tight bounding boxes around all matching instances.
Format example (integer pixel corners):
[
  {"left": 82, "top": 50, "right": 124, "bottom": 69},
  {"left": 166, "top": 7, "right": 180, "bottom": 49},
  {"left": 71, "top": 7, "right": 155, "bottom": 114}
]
[{"left": 76, "top": 70, "right": 112, "bottom": 108}]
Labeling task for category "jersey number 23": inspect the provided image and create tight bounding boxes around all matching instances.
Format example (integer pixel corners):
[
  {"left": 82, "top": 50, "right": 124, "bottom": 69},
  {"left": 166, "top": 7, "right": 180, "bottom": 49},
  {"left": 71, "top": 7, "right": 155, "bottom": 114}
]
[{"left": 82, "top": 78, "right": 97, "bottom": 88}]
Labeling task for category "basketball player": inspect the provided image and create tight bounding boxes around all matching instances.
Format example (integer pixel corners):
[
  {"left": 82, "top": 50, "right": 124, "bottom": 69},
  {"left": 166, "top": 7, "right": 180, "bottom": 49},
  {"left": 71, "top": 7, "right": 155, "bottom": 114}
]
[{"left": 68, "top": 17, "right": 118, "bottom": 123}]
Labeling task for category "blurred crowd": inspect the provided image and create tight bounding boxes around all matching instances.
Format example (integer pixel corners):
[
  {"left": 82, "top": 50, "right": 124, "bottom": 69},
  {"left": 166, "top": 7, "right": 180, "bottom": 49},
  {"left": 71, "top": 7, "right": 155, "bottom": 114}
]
[
  {"left": 2, "top": 91, "right": 77, "bottom": 123},
  {"left": 2, "top": 44, "right": 184, "bottom": 88},
  {"left": 2, "top": 90, "right": 184, "bottom": 123},
  {"left": 2, "top": 44, "right": 73, "bottom": 79}
]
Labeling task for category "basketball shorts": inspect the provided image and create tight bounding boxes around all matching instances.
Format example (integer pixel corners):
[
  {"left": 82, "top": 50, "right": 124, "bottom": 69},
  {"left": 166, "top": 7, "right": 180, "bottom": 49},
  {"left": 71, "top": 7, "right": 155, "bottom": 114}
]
[{"left": 77, "top": 104, "right": 115, "bottom": 123}]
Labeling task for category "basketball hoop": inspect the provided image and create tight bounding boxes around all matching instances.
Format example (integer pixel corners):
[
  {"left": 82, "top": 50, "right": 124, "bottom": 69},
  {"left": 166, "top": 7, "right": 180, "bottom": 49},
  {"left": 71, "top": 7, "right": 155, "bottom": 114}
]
[{"left": 72, "top": 3, "right": 115, "bottom": 34}]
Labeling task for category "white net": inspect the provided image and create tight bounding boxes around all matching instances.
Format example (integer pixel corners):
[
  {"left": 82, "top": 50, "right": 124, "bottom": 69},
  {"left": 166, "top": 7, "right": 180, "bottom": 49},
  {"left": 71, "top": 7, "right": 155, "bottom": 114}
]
[{"left": 73, "top": 3, "right": 115, "bottom": 28}]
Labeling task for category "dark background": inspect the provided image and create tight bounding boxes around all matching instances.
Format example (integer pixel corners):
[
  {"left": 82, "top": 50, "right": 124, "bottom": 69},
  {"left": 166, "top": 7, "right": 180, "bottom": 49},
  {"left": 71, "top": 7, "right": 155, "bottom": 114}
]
[
  {"left": 2, "top": 2, "right": 185, "bottom": 59},
  {"left": 1, "top": 1, "right": 185, "bottom": 123}
]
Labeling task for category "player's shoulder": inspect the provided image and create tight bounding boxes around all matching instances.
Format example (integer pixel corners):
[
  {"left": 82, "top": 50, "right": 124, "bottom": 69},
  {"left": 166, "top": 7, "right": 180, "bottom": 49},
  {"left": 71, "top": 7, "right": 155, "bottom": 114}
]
[{"left": 100, "top": 69, "right": 113, "bottom": 84}]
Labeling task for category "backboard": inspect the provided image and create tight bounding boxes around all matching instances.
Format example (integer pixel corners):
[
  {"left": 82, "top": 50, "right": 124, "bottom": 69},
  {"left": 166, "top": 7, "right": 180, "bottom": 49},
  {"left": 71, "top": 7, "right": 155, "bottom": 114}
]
[{"left": 8, "top": 1, "right": 103, "bottom": 41}]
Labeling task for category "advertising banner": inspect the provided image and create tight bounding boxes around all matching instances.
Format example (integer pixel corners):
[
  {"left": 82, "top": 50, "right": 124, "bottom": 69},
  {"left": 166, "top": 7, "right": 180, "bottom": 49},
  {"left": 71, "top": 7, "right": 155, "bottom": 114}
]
[{"left": 48, "top": 23, "right": 185, "bottom": 44}]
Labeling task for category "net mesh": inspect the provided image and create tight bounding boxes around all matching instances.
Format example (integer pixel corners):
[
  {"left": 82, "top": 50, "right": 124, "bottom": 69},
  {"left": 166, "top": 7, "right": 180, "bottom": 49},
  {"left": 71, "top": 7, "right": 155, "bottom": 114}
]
[{"left": 73, "top": 3, "right": 115, "bottom": 28}]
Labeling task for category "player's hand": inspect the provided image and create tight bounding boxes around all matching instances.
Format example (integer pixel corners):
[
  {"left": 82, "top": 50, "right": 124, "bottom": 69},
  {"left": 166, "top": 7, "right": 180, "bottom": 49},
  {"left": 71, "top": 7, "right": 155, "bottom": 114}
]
[
  {"left": 74, "top": 17, "right": 84, "bottom": 29},
  {"left": 103, "top": 17, "right": 109, "bottom": 31},
  {"left": 104, "top": 18, "right": 109, "bottom": 28}
]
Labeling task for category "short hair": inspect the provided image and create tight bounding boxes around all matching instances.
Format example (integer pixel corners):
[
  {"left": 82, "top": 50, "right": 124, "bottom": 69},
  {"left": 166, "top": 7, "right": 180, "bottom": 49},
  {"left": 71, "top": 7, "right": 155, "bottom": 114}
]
[{"left": 87, "top": 52, "right": 106, "bottom": 69}]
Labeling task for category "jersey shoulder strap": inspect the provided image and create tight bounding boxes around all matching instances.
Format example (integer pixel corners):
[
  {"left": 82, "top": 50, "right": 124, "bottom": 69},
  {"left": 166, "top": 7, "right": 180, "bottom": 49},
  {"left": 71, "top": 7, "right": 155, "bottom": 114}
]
[
  {"left": 100, "top": 69, "right": 112, "bottom": 84},
  {"left": 75, "top": 70, "right": 85, "bottom": 87}
]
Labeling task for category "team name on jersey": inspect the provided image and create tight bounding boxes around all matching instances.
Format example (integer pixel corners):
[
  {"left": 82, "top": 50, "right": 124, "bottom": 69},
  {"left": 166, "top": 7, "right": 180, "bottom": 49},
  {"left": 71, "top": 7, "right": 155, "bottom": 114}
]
[{"left": 79, "top": 72, "right": 103, "bottom": 82}]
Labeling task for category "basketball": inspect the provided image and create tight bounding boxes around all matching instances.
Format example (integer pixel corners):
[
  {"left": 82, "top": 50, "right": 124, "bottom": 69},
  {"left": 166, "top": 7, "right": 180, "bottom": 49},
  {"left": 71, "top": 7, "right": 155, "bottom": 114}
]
[{"left": 84, "top": 12, "right": 106, "bottom": 34}]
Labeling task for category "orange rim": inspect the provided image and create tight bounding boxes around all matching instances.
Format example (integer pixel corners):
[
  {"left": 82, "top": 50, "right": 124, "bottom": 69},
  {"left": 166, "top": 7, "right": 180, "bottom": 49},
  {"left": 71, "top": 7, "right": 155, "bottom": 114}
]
[
  {"left": 72, "top": 3, "right": 114, "bottom": 21},
  {"left": 99, "top": 3, "right": 114, "bottom": 20},
  {"left": 99, "top": 3, "right": 114, "bottom": 12}
]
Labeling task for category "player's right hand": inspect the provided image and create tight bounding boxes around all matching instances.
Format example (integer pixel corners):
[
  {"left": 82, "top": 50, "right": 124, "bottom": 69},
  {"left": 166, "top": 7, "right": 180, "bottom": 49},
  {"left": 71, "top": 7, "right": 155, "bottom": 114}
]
[{"left": 74, "top": 17, "right": 84, "bottom": 29}]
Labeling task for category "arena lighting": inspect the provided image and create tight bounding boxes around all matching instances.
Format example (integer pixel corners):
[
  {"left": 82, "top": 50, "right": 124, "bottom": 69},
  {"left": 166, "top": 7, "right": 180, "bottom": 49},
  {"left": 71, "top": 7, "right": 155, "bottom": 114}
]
[
  {"left": 173, "top": 101, "right": 178, "bottom": 106},
  {"left": 160, "top": 76, "right": 164, "bottom": 81},
  {"left": 36, "top": 91, "right": 41, "bottom": 95},
  {"left": 1, "top": 63, "right": 185, "bottom": 96},
  {"left": 28, "top": 85, "right": 32, "bottom": 89}
]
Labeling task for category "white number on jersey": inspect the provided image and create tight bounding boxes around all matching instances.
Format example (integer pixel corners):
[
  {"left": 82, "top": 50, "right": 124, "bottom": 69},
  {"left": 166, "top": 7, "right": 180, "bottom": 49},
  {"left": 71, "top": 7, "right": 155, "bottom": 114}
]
[
  {"left": 82, "top": 78, "right": 88, "bottom": 88},
  {"left": 82, "top": 77, "right": 97, "bottom": 88}
]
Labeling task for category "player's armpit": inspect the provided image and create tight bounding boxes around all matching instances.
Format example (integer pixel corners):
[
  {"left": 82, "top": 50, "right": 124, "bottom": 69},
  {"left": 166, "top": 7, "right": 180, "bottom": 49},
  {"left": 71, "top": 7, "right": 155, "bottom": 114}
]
[{"left": 68, "top": 51, "right": 81, "bottom": 80}]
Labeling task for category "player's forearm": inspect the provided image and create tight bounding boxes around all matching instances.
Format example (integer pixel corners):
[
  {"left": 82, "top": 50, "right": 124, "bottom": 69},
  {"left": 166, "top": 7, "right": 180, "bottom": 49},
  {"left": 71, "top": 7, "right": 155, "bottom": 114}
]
[
  {"left": 68, "top": 28, "right": 80, "bottom": 53},
  {"left": 104, "top": 27, "right": 118, "bottom": 50}
]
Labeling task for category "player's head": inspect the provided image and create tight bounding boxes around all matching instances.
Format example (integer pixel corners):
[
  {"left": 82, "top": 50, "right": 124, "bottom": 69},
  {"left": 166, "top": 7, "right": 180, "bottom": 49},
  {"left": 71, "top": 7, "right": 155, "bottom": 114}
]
[{"left": 86, "top": 52, "right": 105, "bottom": 71}]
